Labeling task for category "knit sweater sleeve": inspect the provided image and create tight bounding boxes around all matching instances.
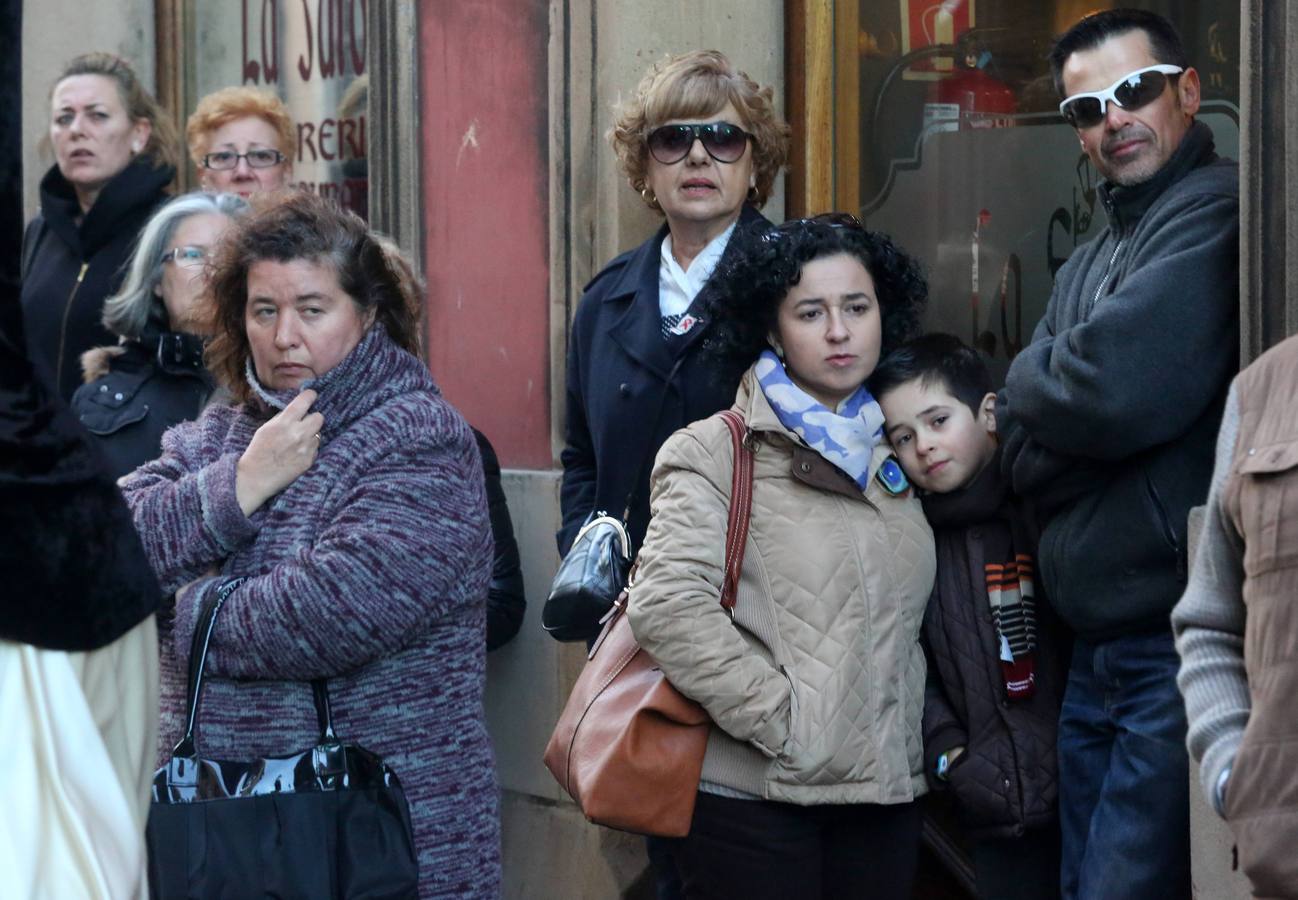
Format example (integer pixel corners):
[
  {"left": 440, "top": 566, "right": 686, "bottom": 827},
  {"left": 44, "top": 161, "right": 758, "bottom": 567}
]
[
  {"left": 119, "top": 411, "right": 260, "bottom": 594},
  {"left": 1172, "top": 384, "right": 1249, "bottom": 816},
  {"left": 173, "top": 434, "right": 491, "bottom": 682}
]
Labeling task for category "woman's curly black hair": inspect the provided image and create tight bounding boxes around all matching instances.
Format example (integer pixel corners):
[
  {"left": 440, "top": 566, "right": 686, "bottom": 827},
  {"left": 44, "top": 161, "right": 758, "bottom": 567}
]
[{"left": 703, "top": 216, "right": 928, "bottom": 384}]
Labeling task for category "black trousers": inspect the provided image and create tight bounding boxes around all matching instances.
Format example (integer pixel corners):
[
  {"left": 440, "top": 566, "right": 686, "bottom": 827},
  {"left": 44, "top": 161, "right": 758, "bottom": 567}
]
[
  {"left": 669, "top": 791, "right": 923, "bottom": 900},
  {"left": 972, "top": 826, "right": 1062, "bottom": 900}
]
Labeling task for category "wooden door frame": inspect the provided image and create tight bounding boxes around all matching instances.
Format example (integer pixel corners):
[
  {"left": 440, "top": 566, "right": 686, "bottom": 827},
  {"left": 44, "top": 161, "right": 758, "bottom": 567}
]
[
  {"left": 785, "top": 0, "right": 835, "bottom": 217},
  {"left": 154, "top": 0, "right": 192, "bottom": 192},
  {"left": 1240, "top": 0, "right": 1298, "bottom": 359}
]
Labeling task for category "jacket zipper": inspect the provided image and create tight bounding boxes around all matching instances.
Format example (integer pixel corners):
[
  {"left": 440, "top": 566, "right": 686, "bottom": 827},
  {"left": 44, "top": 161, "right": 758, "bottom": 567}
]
[
  {"left": 1086, "top": 238, "right": 1123, "bottom": 317},
  {"left": 54, "top": 262, "right": 90, "bottom": 397},
  {"left": 1145, "top": 470, "right": 1181, "bottom": 553}
]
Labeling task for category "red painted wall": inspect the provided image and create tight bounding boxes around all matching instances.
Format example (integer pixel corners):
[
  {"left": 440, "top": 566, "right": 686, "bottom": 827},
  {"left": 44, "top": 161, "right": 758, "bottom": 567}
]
[{"left": 419, "top": 0, "right": 552, "bottom": 468}]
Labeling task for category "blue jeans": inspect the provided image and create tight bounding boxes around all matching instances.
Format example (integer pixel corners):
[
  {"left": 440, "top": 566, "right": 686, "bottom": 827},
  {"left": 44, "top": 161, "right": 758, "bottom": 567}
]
[{"left": 1057, "top": 629, "right": 1190, "bottom": 900}]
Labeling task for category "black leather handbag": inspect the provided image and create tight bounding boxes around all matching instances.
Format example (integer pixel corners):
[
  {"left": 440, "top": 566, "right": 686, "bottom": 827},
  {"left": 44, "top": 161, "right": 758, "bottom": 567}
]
[
  {"left": 146, "top": 579, "right": 419, "bottom": 899},
  {"left": 541, "top": 511, "right": 632, "bottom": 641},
  {"left": 544, "top": 357, "right": 688, "bottom": 642}
]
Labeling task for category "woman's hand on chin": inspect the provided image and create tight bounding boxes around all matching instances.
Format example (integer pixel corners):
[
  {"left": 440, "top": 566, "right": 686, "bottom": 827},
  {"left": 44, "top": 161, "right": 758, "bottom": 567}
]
[{"left": 235, "top": 389, "right": 325, "bottom": 516}]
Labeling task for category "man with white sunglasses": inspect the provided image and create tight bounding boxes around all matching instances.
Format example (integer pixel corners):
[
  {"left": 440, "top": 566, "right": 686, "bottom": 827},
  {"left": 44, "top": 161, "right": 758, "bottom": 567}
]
[{"left": 995, "top": 9, "right": 1239, "bottom": 900}]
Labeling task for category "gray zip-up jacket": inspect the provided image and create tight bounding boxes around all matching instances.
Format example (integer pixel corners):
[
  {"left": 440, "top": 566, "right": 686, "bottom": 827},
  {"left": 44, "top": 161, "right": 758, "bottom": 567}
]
[{"left": 997, "top": 121, "right": 1240, "bottom": 641}]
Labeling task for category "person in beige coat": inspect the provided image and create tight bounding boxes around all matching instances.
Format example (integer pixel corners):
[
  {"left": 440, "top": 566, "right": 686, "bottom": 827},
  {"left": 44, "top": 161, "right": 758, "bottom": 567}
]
[{"left": 628, "top": 215, "right": 936, "bottom": 900}]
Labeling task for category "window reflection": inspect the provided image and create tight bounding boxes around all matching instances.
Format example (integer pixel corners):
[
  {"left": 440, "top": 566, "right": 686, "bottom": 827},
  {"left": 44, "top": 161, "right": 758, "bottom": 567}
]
[
  {"left": 189, "top": 0, "right": 368, "bottom": 219},
  {"left": 843, "top": 1, "right": 1239, "bottom": 378}
]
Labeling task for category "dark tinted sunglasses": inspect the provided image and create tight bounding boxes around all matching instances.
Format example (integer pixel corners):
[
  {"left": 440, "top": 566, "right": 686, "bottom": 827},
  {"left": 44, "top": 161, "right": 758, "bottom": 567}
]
[
  {"left": 646, "top": 122, "right": 753, "bottom": 164},
  {"left": 1058, "top": 64, "right": 1183, "bottom": 129},
  {"left": 779, "top": 213, "right": 863, "bottom": 230},
  {"left": 763, "top": 213, "right": 865, "bottom": 242}
]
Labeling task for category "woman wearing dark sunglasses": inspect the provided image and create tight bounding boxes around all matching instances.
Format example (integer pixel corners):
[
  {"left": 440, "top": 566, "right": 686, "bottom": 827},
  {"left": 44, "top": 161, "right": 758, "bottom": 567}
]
[
  {"left": 557, "top": 48, "right": 789, "bottom": 598},
  {"left": 555, "top": 48, "right": 787, "bottom": 900}
]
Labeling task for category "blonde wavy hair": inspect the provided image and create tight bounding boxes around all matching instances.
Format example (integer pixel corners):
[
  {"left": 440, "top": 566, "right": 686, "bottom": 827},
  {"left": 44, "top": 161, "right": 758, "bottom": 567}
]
[{"left": 608, "top": 50, "right": 789, "bottom": 211}]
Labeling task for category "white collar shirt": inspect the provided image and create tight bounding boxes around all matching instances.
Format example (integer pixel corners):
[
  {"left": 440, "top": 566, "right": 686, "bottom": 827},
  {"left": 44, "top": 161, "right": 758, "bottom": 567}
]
[{"left": 658, "top": 220, "right": 738, "bottom": 319}]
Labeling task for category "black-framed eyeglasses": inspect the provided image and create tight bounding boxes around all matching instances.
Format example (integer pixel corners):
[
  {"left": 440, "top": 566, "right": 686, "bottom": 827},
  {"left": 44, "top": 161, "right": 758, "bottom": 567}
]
[
  {"left": 646, "top": 122, "right": 753, "bottom": 165},
  {"left": 1058, "top": 64, "right": 1183, "bottom": 129},
  {"left": 162, "top": 245, "right": 207, "bottom": 267},
  {"left": 201, "top": 148, "right": 286, "bottom": 170}
]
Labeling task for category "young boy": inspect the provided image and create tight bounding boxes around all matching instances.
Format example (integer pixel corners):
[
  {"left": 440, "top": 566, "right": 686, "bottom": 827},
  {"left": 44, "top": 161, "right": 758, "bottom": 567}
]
[{"left": 873, "top": 333, "right": 1062, "bottom": 900}]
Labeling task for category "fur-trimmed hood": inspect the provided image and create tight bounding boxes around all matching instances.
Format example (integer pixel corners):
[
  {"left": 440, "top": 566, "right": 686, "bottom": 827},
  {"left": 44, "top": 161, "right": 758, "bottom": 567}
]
[{"left": 81, "top": 344, "right": 127, "bottom": 383}]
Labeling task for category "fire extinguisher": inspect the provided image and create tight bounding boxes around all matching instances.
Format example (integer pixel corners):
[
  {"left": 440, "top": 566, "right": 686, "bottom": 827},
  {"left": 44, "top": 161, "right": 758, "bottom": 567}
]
[{"left": 923, "top": 52, "right": 1016, "bottom": 132}]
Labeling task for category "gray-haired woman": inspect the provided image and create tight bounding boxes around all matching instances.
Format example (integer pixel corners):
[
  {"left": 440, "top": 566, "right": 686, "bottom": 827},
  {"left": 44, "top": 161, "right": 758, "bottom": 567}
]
[{"left": 71, "top": 192, "right": 248, "bottom": 478}]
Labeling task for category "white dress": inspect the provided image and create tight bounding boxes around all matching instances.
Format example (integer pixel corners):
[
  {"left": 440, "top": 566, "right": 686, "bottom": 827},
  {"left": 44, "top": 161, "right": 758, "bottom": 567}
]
[{"left": 0, "top": 617, "right": 159, "bottom": 900}]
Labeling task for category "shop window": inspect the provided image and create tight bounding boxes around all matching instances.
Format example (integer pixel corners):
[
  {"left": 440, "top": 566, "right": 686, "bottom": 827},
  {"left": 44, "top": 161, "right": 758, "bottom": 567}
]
[
  {"left": 791, "top": 0, "right": 1239, "bottom": 381},
  {"left": 158, "top": 0, "right": 368, "bottom": 219}
]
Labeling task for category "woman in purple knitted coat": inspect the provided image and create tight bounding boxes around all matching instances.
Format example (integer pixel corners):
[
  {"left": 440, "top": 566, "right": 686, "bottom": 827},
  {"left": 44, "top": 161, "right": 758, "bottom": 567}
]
[{"left": 120, "top": 192, "right": 500, "bottom": 898}]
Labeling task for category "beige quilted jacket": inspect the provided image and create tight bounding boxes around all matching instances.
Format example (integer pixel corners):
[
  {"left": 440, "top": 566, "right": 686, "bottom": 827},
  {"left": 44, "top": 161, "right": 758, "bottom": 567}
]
[{"left": 628, "top": 371, "right": 936, "bottom": 806}]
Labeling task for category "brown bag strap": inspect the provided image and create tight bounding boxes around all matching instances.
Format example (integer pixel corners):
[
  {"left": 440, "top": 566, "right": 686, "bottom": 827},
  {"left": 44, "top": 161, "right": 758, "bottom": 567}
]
[{"left": 716, "top": 410, "right": 754, "bottom": 612}]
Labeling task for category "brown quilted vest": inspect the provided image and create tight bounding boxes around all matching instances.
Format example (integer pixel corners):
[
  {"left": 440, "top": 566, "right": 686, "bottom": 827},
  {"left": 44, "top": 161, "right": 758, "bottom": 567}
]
[{"left": 1221, "top": 334, "right": 1298, "bottom": 898}]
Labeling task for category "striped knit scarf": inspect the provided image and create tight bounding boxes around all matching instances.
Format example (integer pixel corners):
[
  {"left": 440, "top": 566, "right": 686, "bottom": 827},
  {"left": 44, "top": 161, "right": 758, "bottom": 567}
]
[
  {"left": 986, "top": 553, "right": 1038, "bottom": 700},
  {"left": 921, "top": 447, "right": 1039, "bottom": 701}
]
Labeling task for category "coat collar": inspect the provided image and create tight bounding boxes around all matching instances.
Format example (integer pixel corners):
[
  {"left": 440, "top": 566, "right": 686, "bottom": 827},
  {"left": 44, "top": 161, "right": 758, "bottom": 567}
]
[
  {"left": 1097, "top": 119, "right": 1216, "bottom": 234},
  {"left": 604, "top": 204, "right": 771, "bottom": 381},
  {"left": 734, "top": 368, "right": 891, "bottom": 503},
  {"left": 244, "top": 325, "right": 436, "bottom": 439},
  {"left": 150, "top": 331, "right": 209, "bottom": 378},
  {"left": 39, "top": 157, "right": 175, "bottom": 258}
]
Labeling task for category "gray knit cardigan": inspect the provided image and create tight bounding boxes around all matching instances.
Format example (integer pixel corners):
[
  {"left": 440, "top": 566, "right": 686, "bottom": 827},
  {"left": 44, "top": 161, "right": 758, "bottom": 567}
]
[
  {"left": 121, "top": 325, "right": 500, "bottom": 898},
  {"left": 1172, "top": 385, "right": 1249, "bottom": 817}
]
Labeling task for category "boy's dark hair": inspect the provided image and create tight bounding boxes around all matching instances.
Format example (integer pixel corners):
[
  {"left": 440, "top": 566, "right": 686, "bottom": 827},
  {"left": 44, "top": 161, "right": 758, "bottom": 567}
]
[
  {"left": 1049, "top": 9, "right": 1189, "bottom": 98},
  {"left": 870, "top": 333, "right": 991, "bottom": 414},
  {"left": 704, "top": 215, "right": 927, "bottom": 385}
]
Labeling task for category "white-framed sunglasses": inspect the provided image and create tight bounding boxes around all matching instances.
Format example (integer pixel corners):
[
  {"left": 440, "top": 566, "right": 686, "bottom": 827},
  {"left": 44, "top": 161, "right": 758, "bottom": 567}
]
[{"left": 1058, "top": 64, "right": 1183, "bottom": 129}]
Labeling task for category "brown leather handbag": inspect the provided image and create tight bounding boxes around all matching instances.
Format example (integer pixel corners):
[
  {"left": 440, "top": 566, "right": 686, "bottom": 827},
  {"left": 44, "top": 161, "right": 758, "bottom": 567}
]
[{"left": 543, "top": 409, "right": 755, "bottom": 837}]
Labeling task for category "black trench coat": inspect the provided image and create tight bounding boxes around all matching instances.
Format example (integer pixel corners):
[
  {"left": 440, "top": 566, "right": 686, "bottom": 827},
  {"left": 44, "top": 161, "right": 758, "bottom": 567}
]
[{"left": 558, "top": 204, "right": 771, "bottom": 565}]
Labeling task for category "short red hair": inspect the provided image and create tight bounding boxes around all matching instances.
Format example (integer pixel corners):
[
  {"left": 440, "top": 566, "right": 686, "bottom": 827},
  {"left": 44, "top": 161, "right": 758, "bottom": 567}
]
[{"left": 186, "top": 86, "right": 295, "bottom": 166}]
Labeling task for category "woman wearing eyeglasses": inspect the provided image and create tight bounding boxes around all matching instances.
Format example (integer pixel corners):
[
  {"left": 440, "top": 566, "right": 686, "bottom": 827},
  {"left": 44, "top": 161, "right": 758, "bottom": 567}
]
[
  {"left": 21, "top": 52, "right": 178, "bottom": 403},
  {"left": 71, "top": 193, "right": 248, "bottom": 479},
  {"left": 557, "top": 49, "right": 789, "bottom": 623},
  {"left": 186, "top": 86, "right": 295, "bottom": 198},
  {"left": 627, "top": 217, "right": 934, "bottom": 899}
]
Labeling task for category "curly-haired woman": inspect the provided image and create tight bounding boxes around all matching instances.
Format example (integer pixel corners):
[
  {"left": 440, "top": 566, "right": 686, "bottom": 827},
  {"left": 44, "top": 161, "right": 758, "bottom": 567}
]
[{"left": 627, "top": 216, "right": 936, "bottom": 899}]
